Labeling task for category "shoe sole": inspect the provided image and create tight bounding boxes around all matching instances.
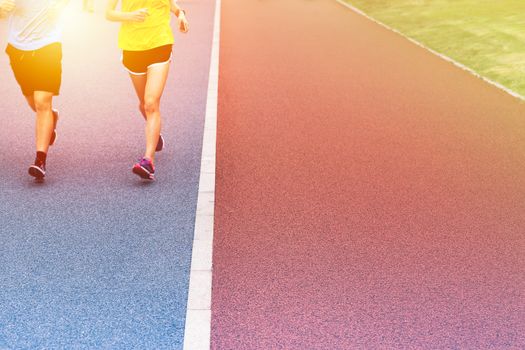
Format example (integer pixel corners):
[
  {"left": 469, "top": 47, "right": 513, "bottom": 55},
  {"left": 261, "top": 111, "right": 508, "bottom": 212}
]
[
  {"left": 132, "top": 165, "right": 155, "bottom": 180},
  {"left": 28, "top": 165, "right": 45, "bottom": 179}
]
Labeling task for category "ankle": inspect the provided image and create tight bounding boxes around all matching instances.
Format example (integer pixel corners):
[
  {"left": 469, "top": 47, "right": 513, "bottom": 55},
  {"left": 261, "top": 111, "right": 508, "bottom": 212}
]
[{"left": 35, "top": 151, "right": 47, "bottom": 166}]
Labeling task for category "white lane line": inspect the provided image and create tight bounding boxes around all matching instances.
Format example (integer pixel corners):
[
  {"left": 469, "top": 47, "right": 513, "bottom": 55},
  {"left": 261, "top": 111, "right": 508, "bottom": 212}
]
[
  {"left": 335, "top": 0, "right": 525, "bottom": 102},
  {"left": 183, "top": 0, "right": 221, "bottom": 348}
]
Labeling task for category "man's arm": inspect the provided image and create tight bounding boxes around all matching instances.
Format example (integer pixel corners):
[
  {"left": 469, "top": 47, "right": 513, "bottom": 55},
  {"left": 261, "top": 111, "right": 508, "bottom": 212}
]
[{"left": 0, "top": 0, "right": 15, "bottom": 19}]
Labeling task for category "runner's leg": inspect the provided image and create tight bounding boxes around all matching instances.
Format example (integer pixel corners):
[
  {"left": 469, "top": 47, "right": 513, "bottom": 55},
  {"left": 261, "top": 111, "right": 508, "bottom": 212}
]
[
  {"left": 24, "top": 95, "right": 36, "bottom": 112},
  {"left": 143, "top": 63, "right": 170, "bottom": 161},
  {"left": 129, "top": 73, "right": 147, "bottom": 120},
  {"left": 33, "top": 91, "right": 54, "bottom": 153}
]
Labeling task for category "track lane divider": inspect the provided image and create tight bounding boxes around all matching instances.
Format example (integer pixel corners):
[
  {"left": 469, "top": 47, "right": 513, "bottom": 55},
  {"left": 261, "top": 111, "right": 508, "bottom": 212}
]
[{"left": 183, "top": 0, "right": 221, "bottom": 348}]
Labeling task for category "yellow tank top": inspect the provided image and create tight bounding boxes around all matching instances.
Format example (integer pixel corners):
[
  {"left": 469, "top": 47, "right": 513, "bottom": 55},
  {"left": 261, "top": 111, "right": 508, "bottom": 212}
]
[{"left": 118, "top": 0, "right": 174, "bottom": 51}]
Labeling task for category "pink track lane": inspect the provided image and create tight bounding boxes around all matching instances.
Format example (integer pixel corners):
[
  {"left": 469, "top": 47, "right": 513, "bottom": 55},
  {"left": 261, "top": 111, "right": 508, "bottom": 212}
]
[{"left": 212, "top": 0, "right": 525, "bottom": 348}]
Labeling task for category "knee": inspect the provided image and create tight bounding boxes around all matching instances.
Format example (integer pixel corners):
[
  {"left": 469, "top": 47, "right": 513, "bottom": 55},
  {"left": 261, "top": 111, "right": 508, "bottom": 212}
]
[
  {"left": 34, "top": 98, "right": 52, "bottom": 113},
  {"left": 143, "top": 96, "right": 160, "bottom": 115}
]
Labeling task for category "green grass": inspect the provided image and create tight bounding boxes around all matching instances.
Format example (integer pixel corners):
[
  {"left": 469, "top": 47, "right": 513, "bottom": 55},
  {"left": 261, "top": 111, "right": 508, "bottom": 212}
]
[{"left": 345, "top": 0, "right": 525, "bottom": 97}]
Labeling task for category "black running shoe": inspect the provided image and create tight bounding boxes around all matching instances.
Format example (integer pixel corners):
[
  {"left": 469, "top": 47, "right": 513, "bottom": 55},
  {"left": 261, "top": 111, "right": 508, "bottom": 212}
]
[
  {"left": 28, "top": 162, "right": 46, "bottom": 179},
  {"left": 49, "top": 109, "right": 59, "bottom": 146},
  {"left": 156, "top": 134, "right": 164, "bottom": 152},
  {"left": 132, "top": 157, "right": 155, "bottom": 180}
]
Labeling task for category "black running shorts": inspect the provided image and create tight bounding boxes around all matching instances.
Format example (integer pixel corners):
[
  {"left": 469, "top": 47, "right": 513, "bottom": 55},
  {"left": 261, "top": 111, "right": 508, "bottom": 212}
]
[
  {"left": 5, "top": 42, "right": 62, "bottom": 96},
  {"left": 122, "top": 44, "right": 173, "bottom": 75}
]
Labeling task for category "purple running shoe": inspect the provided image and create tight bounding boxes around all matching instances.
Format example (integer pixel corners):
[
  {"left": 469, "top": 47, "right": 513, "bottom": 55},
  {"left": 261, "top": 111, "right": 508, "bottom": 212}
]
[{"left": 132, "top": 157, "right": 155, "bottom": 180}]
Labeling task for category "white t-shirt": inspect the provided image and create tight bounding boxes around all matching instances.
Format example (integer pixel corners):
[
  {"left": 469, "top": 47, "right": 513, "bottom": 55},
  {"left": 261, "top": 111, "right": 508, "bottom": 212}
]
[{"left": 7, "top": 0, "right": 62, "bottom": 51}]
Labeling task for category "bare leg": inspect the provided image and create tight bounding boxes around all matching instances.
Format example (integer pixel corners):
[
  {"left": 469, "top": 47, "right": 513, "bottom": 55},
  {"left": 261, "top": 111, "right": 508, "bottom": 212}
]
[
  {"left": 27, "top": 94, "right": 58, "bottom": 139},
  {"left": 33, "top": 91, "right": 55, "bottom": 153},
  {"left": 129, "top": 73, "right": 147, "bottom": 120},
  {"left": 24, "top": 95, "right": 36, "bottom": 112},
  {"left": 143, "top": 63, "right": 170, "bottom": 161}
]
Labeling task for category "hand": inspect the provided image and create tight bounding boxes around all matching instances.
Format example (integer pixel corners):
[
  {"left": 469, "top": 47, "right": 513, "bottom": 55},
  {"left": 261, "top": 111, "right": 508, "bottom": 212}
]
[
  {"left": 127, "top": 8, "right": 148, "bottom": 22},
  {"left": 0, "top": 0, "right": 16, "bottom": 14},
  {"left": 178, "top": 11, "right": 188, "bottom": 33}
]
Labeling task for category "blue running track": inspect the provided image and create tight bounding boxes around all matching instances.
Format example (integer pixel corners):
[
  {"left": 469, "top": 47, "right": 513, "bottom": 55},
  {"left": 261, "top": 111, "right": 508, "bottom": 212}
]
[{"left": 0, "top": 1, "right": 215, "bottom": 348}]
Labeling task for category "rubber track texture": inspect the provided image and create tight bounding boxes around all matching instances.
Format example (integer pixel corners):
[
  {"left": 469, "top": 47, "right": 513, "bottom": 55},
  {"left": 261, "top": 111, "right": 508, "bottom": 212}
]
[
  {"left": 211, "top": 0, "right": 525, "bottom": 348},
  {"left": 0, "top": 1, "right": 215, "bottom": 347}
]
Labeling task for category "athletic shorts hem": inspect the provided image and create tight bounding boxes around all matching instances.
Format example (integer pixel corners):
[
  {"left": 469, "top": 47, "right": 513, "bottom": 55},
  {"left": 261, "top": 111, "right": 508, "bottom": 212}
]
[
  {"left": 121, "top": 44, "right": 173, "bottom": 75},
  {"left": 122, "top": 53, "right": 172, "bottom": 75}
]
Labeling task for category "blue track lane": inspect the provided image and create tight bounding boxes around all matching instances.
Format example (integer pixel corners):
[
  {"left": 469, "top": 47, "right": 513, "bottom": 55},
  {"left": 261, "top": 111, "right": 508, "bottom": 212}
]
[{"left": 0, "top": 1, "right": 215, "bottom": 348}]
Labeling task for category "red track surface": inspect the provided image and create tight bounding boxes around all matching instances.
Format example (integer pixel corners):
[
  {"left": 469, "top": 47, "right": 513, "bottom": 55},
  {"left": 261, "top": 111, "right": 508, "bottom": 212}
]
[{"left": 212, "top": 0, "right": 525, "bottom": 348}]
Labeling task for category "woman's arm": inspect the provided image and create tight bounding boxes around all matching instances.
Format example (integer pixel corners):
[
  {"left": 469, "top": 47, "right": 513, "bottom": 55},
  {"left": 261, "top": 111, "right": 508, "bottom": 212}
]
[
  {"left": 169, "top": 0, "right": 188, "bottom": 33},
  {"left": 169, "top": 0, "right": 183, "bottom": 17},
  {"left": 105, "top": 0, "right": 148, "bottom": 23}
]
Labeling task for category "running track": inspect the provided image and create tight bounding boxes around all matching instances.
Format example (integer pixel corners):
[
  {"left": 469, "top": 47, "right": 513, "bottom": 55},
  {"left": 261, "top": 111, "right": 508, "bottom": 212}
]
[
  {"left": 0, "top": 1, "right": 215, "bottom": 348},
  {"left": 212, "top": 0, "right": 525, "bottom": 349},
  {"left": 1, "top": 0, "right": 525, "bottom": 349}
]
